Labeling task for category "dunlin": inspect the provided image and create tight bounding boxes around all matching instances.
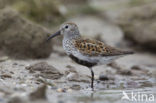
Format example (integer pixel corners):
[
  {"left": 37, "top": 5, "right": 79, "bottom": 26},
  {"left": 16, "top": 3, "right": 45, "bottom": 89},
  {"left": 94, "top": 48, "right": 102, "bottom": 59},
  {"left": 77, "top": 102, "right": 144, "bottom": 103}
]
[{"left": 47, "top": 22, "right": 133, "bottom": 90}]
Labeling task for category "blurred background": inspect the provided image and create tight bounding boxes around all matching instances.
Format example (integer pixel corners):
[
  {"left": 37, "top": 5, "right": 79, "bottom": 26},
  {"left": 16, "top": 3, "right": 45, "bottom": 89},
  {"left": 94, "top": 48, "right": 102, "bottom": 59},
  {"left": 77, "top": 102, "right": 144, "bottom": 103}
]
[{"left": 0, "top": 0, "right": 156, "bottom": 103}]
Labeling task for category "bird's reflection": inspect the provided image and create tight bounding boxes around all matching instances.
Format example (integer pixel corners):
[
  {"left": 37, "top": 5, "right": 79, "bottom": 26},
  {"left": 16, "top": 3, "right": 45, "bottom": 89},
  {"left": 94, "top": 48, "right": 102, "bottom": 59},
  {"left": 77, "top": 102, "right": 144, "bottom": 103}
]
[
  {"left": 89, "top": 91, "right": 96, "bottom": 101},
  {"left": 90, "top": 92, "right": 94, "bottom": 99}
]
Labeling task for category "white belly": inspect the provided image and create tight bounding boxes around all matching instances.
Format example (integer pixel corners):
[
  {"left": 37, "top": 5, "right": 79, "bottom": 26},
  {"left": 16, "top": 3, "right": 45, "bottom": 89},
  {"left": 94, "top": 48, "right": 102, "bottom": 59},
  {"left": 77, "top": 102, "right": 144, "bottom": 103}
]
[
  {"left": 98, "top": 56, "right": 120, "bottom": 65},
  {"left": 73, "top": 52, "right": 121, "bottom": 65}
]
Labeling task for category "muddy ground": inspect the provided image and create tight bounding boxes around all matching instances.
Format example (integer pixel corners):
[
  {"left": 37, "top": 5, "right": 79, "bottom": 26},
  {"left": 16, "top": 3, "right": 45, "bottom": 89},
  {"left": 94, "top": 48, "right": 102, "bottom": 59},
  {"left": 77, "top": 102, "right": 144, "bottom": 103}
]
[{"left": 0, "top": 49, "right": 156, "bottom": 103}]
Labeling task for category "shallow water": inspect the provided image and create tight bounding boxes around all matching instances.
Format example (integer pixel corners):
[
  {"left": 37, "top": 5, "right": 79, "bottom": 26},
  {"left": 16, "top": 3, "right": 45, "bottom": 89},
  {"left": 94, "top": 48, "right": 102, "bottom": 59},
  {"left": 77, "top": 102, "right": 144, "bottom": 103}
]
[{"left": 47, "top": 87, "right": 156, "bottom": 103}]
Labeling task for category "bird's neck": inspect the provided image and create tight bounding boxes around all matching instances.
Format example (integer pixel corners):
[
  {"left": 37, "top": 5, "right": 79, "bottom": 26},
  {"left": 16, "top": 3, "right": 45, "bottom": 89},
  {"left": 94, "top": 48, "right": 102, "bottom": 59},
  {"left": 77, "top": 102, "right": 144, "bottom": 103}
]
[
  {"left": 62, "top": 34, "right": 80, "bottom": 55},
  {"left": 63, "top": 33, "right": 81, "bottom": 41}
]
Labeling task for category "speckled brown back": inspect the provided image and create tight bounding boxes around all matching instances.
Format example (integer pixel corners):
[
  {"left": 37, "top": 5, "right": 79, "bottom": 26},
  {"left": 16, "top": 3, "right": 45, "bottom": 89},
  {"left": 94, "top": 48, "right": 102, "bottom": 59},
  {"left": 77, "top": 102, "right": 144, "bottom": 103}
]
[{"left": 73, "top": 39, "right": 133, "bottom": 56}]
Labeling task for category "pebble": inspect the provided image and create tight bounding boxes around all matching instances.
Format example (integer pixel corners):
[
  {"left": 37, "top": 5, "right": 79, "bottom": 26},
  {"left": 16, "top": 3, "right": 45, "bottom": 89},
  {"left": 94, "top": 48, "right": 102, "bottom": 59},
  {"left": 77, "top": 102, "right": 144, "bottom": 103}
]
[
  {"left": 99, "top": 75, "right": 109, "bottom": 81},
  {"left": 57, "top": 88, "right": 72, "bottom": 93},
  {"left": 66, "top": 72, "right": 79, "bottom": 81},
  {"left": 12, "top": 63, "right": 18, "bottom": 65},
  {"left": 26, "top": 62, "right": 63, "bottom": 80},
  {"left": 57, "top": 88, "right": 66, "bottom": 93},
  {"left": 70, "top": 84, "right": 81, "bottom": 90},
  {"left": 118, "top": 69, "right": 132, "bottom": 76},
  {"left": 131, "top": 65, "right": 142, "bottom": 70},
  {"left": 29, "top": 85, "right": 47, "bottom": 101},
  {"left": 65, "top": 65, "right": 77, "bottom": 75},
  {"left": 0, "top": 74, "right": 12, "bottom": 79}
]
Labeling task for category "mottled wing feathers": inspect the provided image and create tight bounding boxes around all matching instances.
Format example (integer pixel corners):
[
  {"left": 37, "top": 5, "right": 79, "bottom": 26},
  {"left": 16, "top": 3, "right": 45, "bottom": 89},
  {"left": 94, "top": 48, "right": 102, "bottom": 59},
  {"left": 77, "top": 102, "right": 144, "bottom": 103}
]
[{"left": 74, "top": 39, "right": 133, "bottom": 57}]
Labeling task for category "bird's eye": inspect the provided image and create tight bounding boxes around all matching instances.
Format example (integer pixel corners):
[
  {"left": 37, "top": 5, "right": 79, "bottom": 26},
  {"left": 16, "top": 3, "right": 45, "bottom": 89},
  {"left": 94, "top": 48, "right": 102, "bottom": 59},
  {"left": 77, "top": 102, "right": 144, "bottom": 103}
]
[{"left": 65, "top": 25, "right": 69, "bottom": 29}]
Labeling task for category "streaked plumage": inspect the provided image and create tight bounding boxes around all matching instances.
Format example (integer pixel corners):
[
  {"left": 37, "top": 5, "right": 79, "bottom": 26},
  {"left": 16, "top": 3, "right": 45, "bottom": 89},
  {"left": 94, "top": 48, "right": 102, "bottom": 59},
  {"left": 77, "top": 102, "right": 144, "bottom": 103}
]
[
  {"left": 47, "top": 22, "right": 134, "bottom": 90},
  {"left": 73, "top": 38, "right": 133, "bottom": 56}
]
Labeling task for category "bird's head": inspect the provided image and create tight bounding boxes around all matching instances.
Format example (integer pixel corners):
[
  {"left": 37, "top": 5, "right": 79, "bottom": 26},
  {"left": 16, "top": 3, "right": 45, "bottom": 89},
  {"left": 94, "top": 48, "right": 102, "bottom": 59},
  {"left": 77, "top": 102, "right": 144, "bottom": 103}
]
[{"left": 47, "top": 22, "right": 80, "bottom": 41}]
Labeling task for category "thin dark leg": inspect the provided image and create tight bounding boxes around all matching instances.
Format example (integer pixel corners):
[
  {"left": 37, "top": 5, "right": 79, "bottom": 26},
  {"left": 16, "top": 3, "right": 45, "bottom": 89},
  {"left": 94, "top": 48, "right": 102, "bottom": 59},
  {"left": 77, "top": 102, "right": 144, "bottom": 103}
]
[{"left": 90, "top": 67, "right": 94, "bottom": 91}]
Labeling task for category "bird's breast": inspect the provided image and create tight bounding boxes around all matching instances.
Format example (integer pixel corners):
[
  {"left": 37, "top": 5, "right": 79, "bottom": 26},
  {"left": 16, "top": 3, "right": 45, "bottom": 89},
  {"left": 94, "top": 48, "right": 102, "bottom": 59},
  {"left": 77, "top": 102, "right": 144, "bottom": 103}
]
[{"left": 63, "top": 39, "right": 76, "bottom": 55}]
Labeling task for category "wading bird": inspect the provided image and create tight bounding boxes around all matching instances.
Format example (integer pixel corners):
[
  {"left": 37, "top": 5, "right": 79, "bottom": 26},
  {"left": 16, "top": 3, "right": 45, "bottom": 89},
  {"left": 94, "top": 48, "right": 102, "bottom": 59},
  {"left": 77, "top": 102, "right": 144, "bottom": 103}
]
[{"left": 47, "top": 22, "right": 133, "bottom": 91}]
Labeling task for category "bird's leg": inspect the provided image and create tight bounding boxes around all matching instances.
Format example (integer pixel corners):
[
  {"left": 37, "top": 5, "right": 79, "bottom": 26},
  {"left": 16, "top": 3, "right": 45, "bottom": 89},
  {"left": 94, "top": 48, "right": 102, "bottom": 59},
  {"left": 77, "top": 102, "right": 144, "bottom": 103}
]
[{"left": 90, "top": 67, "right": 94, "bottom": 91}]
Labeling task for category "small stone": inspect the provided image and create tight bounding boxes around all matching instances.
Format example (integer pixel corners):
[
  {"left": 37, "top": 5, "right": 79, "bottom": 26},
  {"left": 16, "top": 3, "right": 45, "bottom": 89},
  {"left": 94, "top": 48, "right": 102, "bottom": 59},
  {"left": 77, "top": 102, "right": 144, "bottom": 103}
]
[
  {"left": 26, "top": 62, "right": 63, "bottom": 80},
  {"left": 127, "top": 81, "right": 139, "bottom": 88},
  {"left": 108, "top": 62, "right": 121, "bottom": 70},
  {"left": 67, "top": 89, "right": 72, "bottom": 93},
  {"left": 118, "top": 69, "right": 132, "bottom": 75},
  {"left": 70, "top": 84, "right": 81, "bottom": 90},
  {"left": 66, "top": 72, "right": 79, "bottom": 81},
  {"left": 0, "top": 74, "right": 12, "bottom": 79},
  {"left": 65, "top": 65, "right": 77, "bottom": 74},
  {"left": 131, "top": 65, "right": 142, "bottom": 70},
  {"left": 12, "top": 63, "right": 18, "bottom": 65},
  {"left": 66, "top": 72, "right": 90, "bottom": 83},
  {"left": 37, "top": 77, "right": 57, "bottom": 88},
  {"left": 57, "top": 88, "right": 66, "bottom": 93},
  {"left": 94, "top": 75, "right": 99, "bottom": 80},
  {"left": 99, "top": 75, "right": 109, "bottom": 81},
  {"left": 29, "top": 85, "right": 47, "bottom": 101}
]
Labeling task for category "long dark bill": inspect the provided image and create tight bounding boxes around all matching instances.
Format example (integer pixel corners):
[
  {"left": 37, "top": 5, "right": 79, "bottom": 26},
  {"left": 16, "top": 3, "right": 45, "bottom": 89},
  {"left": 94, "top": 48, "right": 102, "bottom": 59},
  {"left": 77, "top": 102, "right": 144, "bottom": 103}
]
[{"left": 47, "top": 30, "right": 61, "bottom": 41}]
